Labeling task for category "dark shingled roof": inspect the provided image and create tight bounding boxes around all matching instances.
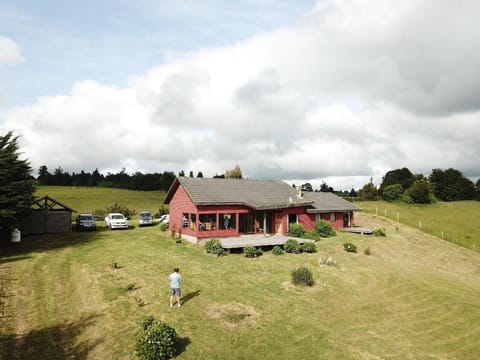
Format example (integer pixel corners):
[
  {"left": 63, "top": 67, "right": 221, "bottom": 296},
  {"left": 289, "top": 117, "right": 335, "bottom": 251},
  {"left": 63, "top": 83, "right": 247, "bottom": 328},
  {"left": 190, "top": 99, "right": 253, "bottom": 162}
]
[
  {"left": 302, "top": 192, "right": 362, "bottom": 213},
  {"left": 164, "top": 177, "right": 314, "bottom": 210}
]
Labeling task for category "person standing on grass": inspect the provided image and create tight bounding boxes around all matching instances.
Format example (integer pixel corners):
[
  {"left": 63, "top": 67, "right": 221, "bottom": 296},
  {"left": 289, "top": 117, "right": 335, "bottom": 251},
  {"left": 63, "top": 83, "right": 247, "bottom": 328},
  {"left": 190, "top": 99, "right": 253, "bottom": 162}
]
[{"left": 168, "top": 267, "right": 182, "bottom": 308}]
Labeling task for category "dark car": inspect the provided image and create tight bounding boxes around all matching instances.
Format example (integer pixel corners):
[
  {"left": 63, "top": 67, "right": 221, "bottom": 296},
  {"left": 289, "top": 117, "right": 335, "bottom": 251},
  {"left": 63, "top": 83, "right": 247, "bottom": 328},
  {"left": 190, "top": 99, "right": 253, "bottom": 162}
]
[{"left": 76, "top": 213, "right": 97, "bottom": 231}]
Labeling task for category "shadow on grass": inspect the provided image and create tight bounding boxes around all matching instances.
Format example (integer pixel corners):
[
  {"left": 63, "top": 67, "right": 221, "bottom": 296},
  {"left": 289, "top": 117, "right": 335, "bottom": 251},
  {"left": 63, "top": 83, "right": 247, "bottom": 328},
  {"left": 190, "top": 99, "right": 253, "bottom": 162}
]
[
  {"left": 0, "top": 313, "right": 103, "bottom": 360},
  {"left": 181, "top": 290, "right": 201, "bottom": 305},
  {"left": 0, "top": 255, "right": 32, "bottom": 265},
  {"left": 176, "top": 336, "right": 192, "bottom": 356},
  {"left": 0, "top": 230, "right": 108, "bottom": 258}
]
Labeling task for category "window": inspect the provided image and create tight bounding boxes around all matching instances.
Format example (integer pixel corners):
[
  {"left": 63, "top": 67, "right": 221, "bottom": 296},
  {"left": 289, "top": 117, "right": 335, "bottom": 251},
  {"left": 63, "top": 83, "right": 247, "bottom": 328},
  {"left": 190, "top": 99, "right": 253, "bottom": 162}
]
[
  {"left": 330, "top": 212, "right": 336, "bottom": 222},
  {"left": 199, "top": 214, "right": 217, "bottom": 231},
  {"left": 183, "top": 213, "right": 189, "bottom": 228},
  {"left": 219, "top": 213, "right": 236, "bottom": 230}
]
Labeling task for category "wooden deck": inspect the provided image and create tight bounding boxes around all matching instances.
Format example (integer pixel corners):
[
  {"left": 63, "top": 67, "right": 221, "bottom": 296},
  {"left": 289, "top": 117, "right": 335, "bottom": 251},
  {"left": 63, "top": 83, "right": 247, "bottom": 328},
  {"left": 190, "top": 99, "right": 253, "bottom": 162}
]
[
  {"left": 343, "top": 227, "right": 374, "bottom": 235},
  {"left": 220, "top": 234, "right": 314, "bottom": 249}
]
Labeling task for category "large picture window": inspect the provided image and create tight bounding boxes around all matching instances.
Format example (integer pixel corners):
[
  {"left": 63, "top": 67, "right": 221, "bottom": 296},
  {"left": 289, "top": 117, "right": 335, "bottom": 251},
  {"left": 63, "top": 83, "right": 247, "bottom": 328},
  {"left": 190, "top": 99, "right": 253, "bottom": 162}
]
[
  {"left": 219, "top": 213, "right": 236, "bottom": 230},
  {"left": 199, "top": 214, "right": 217, "bottom": 231}
]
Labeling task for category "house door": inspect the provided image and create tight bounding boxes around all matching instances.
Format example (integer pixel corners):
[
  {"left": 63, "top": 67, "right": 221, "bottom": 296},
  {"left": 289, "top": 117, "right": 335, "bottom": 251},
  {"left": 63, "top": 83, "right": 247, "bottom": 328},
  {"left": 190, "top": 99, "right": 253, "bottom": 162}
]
[
  {"left": 239, "top": 213, "right": 254, "bottom": 234},
  {"left": 288, "top": 214, "right": 298, "bottom": 232},
  {"left": 343, "top": 212, "right": 350, "bottom": 227}
]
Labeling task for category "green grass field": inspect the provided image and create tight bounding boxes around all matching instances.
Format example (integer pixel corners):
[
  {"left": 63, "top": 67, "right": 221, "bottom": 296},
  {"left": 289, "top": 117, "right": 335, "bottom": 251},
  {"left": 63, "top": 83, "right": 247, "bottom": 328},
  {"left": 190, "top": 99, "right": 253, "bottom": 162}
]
[
  {"left": 356, "top": 200, "right": 480, "bottom": 253},
  {"left": 1, "top": 187, "right": 480, "bottom": 359},
  {"left": 35, "top": 185, "right": 168, "bottom": 216}
]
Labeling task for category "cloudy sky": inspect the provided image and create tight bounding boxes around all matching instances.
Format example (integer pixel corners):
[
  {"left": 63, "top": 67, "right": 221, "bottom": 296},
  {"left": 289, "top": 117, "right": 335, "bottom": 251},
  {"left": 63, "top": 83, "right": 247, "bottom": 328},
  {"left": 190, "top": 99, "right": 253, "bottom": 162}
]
[{"left": 1, "top": 0, "right": 479, "bottom": 190}]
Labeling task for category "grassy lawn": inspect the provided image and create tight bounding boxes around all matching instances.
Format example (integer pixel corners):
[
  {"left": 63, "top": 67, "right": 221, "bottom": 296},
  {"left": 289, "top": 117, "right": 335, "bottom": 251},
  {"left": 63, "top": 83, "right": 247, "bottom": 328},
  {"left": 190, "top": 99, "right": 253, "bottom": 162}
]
[
  {"left": 355, "top": 200, "right": 480, "bottom": 253},
  {"left": 2, "top": 211, "right": 480, "bottom": 359}
]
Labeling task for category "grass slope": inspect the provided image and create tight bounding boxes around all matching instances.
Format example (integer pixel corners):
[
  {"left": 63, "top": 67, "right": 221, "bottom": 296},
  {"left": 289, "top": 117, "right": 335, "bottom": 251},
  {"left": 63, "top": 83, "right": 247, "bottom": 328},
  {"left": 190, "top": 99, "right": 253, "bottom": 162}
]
[
  {"left": 1, "top": 211, "right": 480, "bottom": 359},
  {"left": 35, "top": 185, "right": 167, "bottom": 215},
  {"left": 356, "top": 200, "right": 480, "bottom": 253}
]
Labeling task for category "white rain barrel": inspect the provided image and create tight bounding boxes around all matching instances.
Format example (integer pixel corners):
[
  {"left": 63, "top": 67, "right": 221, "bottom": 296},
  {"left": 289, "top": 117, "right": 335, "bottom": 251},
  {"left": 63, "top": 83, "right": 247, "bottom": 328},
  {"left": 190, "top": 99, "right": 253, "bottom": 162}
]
[{"left": 10, "top": 228, "right": 21, "bottom": 243}]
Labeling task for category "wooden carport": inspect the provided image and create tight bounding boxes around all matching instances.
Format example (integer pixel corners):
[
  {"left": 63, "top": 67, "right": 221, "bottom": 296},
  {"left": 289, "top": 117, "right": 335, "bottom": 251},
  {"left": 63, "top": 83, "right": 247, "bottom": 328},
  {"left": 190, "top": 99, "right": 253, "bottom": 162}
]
[{"left": 20, "top": 195, "right": 76, "bottom": 235}]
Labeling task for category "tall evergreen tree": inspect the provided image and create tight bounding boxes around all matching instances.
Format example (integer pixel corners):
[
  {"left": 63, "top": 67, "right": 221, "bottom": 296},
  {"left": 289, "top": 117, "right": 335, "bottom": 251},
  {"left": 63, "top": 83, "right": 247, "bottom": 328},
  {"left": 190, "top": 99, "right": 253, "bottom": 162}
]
[{"left": 0, "top": 131, "right": 36, "bottom": 238}]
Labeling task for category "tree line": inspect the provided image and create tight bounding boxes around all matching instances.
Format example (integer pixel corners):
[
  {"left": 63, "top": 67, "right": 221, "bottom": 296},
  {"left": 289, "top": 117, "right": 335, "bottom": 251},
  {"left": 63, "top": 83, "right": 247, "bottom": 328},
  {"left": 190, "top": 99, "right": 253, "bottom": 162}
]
[
  {"left": 35, "top": 164, "right": 244, "bottom": 191},
  {"left": 356, "top": 167, "right": 480, "bottom": 203}
]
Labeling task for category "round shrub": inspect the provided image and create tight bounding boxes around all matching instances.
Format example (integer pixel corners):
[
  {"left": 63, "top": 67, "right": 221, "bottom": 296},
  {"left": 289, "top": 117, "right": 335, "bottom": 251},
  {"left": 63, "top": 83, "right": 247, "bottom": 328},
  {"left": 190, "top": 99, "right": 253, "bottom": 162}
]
[
  {"left": 300, "top": 242, "right": 317, "bottom": 253},
  {"left": 272, "top": 245, "right": 283, "bottom": 256},
  {"left": 373, "top": 228, "right": 386, "bottom": 237},
  {"left": 216, "top": 248, "right": 226, "bottom": 257},
  {"left": 291, "top": 267, "right": 314, "bottom": 286},
  {"left": 205, "top": 238, "right": 222, "bottom": 254},
  {"left": 343, "top": 242, "right": 357, "bottom": 253},
  {"left": 284, "top": 239, "right": 300, "bottom": 253},
  {"left": 159, "top": 222, "right": 169, "bottom": 232},
  {"left": 314, "top": 220, "right": 336, "bottom": 238},
  {"left": 135, "top": 317, "right": 177, "bottom": 360},
  {"left": 244, "top": 245, "right": 262, "bottom": 258},
  {"left": 288, "top": 223, "right": 306, "bottom": 238},
  {"left": 364, "top": 246, "right": 371, "bottom": 255}
]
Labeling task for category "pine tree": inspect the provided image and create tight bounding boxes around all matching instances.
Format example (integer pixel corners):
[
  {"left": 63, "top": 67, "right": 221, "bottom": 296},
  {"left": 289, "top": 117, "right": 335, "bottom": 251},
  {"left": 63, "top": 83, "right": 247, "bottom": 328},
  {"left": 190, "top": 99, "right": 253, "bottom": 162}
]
[{"left": 0, "top": 131, "right": 36, "bottom": 238}]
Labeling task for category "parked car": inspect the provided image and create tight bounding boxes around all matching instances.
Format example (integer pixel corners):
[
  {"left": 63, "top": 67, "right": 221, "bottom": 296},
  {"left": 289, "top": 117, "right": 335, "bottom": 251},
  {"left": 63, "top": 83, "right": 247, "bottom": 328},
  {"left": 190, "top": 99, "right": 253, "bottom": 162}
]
[
  {"left": 76, "top": 213, "right": 96, "bottom": 231},
  {"left": 138, "top": 211, "right": 153, "bottom": 226},
  {"left": 159, "top": 214, "right": 169, "bottom": 224},
  {"left": 105, "top": 213, "right": 128, "bottom": 230}
]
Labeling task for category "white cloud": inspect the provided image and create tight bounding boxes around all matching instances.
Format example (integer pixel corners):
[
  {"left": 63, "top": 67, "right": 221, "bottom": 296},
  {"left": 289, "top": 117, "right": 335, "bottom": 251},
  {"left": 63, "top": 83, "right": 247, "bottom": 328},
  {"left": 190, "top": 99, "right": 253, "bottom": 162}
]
[
  {"left": 2, "top": 0, "right": 480, "bottom": 189},
  {"left": 0, "top": 36, "right": 23, "bottom": 67}
]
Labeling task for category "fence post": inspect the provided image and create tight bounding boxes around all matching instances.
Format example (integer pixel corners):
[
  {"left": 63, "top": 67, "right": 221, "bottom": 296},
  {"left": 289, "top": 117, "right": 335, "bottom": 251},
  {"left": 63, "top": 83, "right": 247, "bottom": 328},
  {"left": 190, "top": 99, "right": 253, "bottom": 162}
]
[
  {"left": 441, "top": 231, "right": 444, "bottom": 240},
  {"left": 397, "top": 212, "right": 400, "bottom": 222},
  {"left": 419, "top": 221, "right": 422, "bottom": 230},
  {"left": 376, "top": 207, "right": 378, "bottom": 216}
]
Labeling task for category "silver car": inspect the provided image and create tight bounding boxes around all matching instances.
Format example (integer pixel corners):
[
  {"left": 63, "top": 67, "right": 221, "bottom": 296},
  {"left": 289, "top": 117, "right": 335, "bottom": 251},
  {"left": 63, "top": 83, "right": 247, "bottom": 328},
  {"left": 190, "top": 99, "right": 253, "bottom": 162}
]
[{"left": 138, "top": 211, "right": 153, "bottom": 227}]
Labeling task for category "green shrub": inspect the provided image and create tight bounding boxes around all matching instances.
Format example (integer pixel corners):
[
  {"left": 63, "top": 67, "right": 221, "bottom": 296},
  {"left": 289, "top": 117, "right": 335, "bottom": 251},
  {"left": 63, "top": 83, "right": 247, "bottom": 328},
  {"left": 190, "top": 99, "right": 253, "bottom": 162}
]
[
  {"left": 98, "top": 202, "right": 137, "bottom": 219},
  {"left": 159, "top": 222, "right": 169, "bottom": 231},
  {"left": 300, "top": 242, "right": 317, "bottom": 253},
  {"left": 126, "top": 283, "right": 136, "bottom": 291},
  {"left": 303, "top": 230, "right": 322, "bottom": 241},
  {"left": 216, "top": 248, "right": 226, "bottom": 257},
  {"left": 364, "top": 246, "right": 371, "bottom": 255},
  {"left": 373, "top": 228, "right": 386, "bottom": 237},
  {"left": 205, "top": 238, "right": 222, "bottom": 254},
  {"left": 284, "top": 239, "right": 300, "bottom": 253},
  {"left": 244, "top": 245, "right": 262, "bottom": 258},
  {"left": 314, "top": 220, "right": 336, "bottom": 238},
  {"left": 134, "top": 317, "right": 177, "bottom": 360},
  {"left": 320, "top": 256, "right": 338, "bottom": 267},
  {"left": 291, "top": 267, "right": 314, "bottom": 286},
  {"left": 288, "top": 223, "right": 306, "bottom": 238},
  {"left": 343, "top": 242, "right": 357, "bottom": 253},
  {"left": 272, "top": 245, "right": 283, "bottom": 256}
]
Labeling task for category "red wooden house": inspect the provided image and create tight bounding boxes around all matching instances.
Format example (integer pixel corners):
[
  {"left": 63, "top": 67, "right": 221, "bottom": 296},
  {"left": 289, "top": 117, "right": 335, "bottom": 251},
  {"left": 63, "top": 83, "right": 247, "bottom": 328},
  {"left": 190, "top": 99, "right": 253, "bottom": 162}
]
[{"left": 164, "top": 177, "right": 361, "bottom": 244}]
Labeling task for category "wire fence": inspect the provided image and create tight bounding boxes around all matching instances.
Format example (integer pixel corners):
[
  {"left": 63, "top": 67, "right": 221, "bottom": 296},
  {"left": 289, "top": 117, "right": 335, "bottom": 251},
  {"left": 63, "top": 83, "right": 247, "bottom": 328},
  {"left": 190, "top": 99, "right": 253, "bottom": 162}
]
[{"left": 361, "top": 207, "right": 479, "bottom": 253}]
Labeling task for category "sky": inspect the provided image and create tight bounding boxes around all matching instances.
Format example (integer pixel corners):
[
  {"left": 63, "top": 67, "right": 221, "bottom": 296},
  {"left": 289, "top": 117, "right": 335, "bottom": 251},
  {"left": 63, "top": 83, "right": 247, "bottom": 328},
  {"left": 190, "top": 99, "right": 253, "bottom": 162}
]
[{"left": 1, "top": 0, "right": 480, "bottom": 191}]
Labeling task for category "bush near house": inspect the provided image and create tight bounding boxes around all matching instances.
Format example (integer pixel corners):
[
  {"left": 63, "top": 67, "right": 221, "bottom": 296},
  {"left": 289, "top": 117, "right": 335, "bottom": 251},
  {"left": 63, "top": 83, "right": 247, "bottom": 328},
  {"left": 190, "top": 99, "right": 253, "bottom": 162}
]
[
  {"left": 243, "top": 246, "right": 262, "bottom": 258},
  {"left": 284, "top": 239, "right": 301, "bottom": 253},
  {"left": 314, "top": 220, "right": 336, "bottom": 238},
  {"left": 300, "top": 242, "right": 317, "bottom": 253},
  {"left": 288, "top": 223, "right": 306, "bottom": 238},
  {"left": 205, "top": 238, "right": 222, "bottom": 254},
  {"left": 272, "top": 245, "right": 283, "bottom": 256}
]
